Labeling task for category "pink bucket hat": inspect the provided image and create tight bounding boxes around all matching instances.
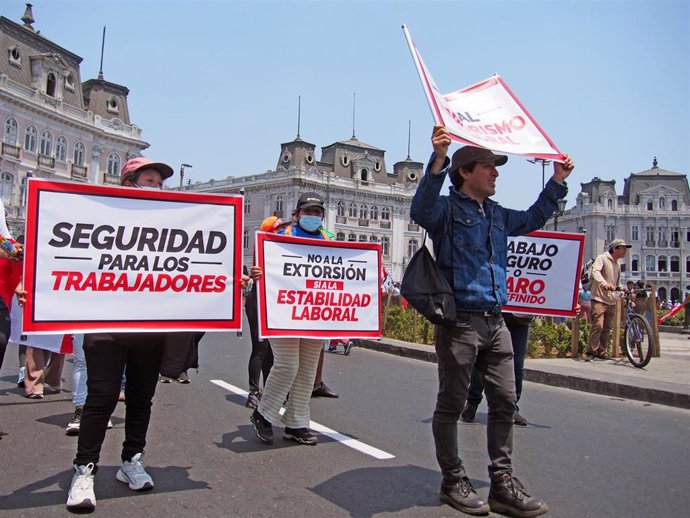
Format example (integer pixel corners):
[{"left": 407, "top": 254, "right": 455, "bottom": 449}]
[{"left": 120, "top": 157, "right": 174, "bottom": 185}]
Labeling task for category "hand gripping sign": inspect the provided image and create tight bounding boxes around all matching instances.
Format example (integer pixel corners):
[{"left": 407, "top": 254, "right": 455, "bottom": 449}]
[
  {"left": 255, "top": 232, "right": 382, "bottom": 339},
  {"left": 22, "top": 179, "right": 243, "bottom": 333},
  {"left": 504, "top": 231, "right": 585, "bottom": 317},
  {"left": 402, "top": 25, "right": 563, "bottom": 162}
]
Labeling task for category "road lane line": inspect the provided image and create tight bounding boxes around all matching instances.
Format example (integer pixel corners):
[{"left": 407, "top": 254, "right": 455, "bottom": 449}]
[{"left": 210, "top": 379, "right": 395, "bottom": 460}]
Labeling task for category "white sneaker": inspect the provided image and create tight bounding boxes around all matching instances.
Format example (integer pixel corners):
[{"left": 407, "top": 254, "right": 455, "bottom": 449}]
[
  {"left": 116, "top": 453, "right": 154, "bottom": 491},
  {"left": 66, "top": 463, "right": 96, "bottom": 510},
  {"left": 107, "top": 418, "right": 113, "bottom": 429}
]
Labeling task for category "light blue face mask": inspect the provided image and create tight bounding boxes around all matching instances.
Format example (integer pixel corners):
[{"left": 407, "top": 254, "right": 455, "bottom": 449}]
[{"left": 299, "top": 215, "right": 322, "bottom": 232}]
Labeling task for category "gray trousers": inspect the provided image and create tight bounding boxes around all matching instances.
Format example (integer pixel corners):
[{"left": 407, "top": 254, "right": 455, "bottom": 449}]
[{"left": 432, "top": 312, "right": 516, "bottom": 485}]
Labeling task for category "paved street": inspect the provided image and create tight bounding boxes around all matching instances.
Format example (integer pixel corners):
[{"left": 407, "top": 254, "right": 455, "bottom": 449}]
[{"left": 1, "top": 327, "right": 689, "bottom": 517}]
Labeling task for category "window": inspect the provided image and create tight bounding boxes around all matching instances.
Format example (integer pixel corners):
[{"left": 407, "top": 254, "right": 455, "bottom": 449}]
[
  {"left": 381, "top": 206, "right": 391, "bottom": 220},
  {"left": 631, "top": 226, "right": 638, "bottom": 241},
  {"left": 659, "top": 197, "right": 665, "bottom": 209},
  {"left": 347, "top": 233, "right": 356, "bottom": 242},
  {"left": 658, "top": 228, "right": 667, "bottom": 243},
  {"left": 4, "top": 118, "right": 18, "bottom": 144},
  {"left": 670, "top": 256, "right": 680, "bottom": 272},
  {"left": 645, "top": 255, "right": 655, "bottom": 272},
  {"left": 19, "top": 175, "right": 27, "bottom": 205},
  {"left": 55, "top": 136, "right": 67, "bottom": 162},
  {"left": 0, "top": 172, "right": 13, "bottom": 204},
  {"left": 8, "top": 46, "right": 21, "bottom": 66},
  {"left": 337, "top": 201, "right": 345, "bottom": 217},
  {"left": 46, "top": 73, "right": 57, "bottom": 97},
  {"left": 107, "top": 98, "right": 119, "bottom": 113},
  {"left": 671, "top": 199, "right": 678, "bottom": 211},
  {"left": 607, "top": 198, "right": 613, "bottom": 209},
  {"left": 348, "top": 202, "right": 357, "bottom": 218},
  {"left": 370, "top": 205, "right": 378, "bottom": 220},
  {"left": 359, "top": 204, "right": 368, "bottom": 219},
  {"left": 606, "top": 226, "right": 615, "bottom": 243},
  {"left": 24, "top": 125, "right": 37, "bottom": 152},
  {"left": 73, "top": 142, "right": 85, "bottom": 166},
  {"left": 408, "top": 239, "right": 419, "bottom": 257},
  {"left": 687, "top": 257, "right": 690, "bottom": 274},
  {"left": 336, "top": 232, "right": 345, "bottom": 241},
  {"left": 631, "top": 255, "right": 639, "bottom": 272},
  {"left": 244, "top": 196, "right": 251, "bottom": 215},
  {"left": 243, "top": 229, "right": 249, "bottom": 249},
  {"left": 39, "top": 131, "right": 52, "bottom": 156},
  {"left": 671, "top": 228, "right": 679, "bottom": 245},
  {"left": 646, "top": 200, "right": 653, "bottom": 211},
  {"left": 106, "top": 153, "right": 120, "bottom": 176},
  {"left": 646, "top": 227, "right": 655, "bottom": 243},
  {"left": 658, "top": 255, "right": 668, "bottom": 272},
  {"left": 369, "top": 236, "right": 378, "bottom": 243},
  {"left": 358, "top": 235, "right": 367, "bottom": 242},
  {"left": 275, "top": 195, "right": 283, "bottom": 213},
  {"left": 65, "top": 74, "right": 75, "bottom": 91},
  {"left": 361, "top": 168, "right": 369, "bottom": 182},
  {"left": 381, "top": 237, "right": 390, "bottom": 256}
]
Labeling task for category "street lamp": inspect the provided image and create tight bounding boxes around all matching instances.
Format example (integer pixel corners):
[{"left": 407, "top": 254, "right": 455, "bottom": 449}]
[
  {"left": 527, "top": 158, "right": 552, "bottom": 190},
  {"left": 554, "top": 198, "right": 567, "bottom": 231},
  {"left": 179, "top": 163, "right": 192, "bottom": 190}
]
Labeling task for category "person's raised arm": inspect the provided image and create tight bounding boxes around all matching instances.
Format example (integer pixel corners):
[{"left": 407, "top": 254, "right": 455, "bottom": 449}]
[
  {"left": 551, "top": 153, "right": 575, "bottom": 184},
  {"left": 429, "top": 125, "right": 451, "bottom": 175}
]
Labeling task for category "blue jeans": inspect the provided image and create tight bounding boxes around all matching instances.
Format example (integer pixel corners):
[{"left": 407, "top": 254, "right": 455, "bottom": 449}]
[
  {"left": 72, "top": 334, "right": 87, "bottom": 408},
  {"left": 467, "top": 318, "right": 530, "bottom": 407},
  {"left": 432, "top": 313, "right": 516, "bottom": 484}
]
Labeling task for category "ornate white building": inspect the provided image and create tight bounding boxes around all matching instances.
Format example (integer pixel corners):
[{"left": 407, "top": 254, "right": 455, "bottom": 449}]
[
  {"left": 544, "top": 158, "right": 690, "bottom": 303},
  {"left": 0, "top": 4, "right": 148, "bottom": 236},
  {"left": 186, "top": 134, "right": 425, "bottom": 281}
]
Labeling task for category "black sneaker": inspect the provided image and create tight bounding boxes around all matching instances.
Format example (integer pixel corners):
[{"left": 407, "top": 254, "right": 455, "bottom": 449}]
[
  {"left": 440, "top": 476, "right": 490, "bottom": 515},
  {"left": 489, "top": 474, "right": 548, "bottom": 517},
  {"left": 311, "top": 382, "right": 339, "bottom": 398},
  {"left": 245, "top": 390, "right": 261, "bottom": 409},
  {"left": 66, "top": 408, "right": 83, "bottom": 436},
  {"left": 177, "top": 371, "right": 190, "bottom": 384},
  {"left": 250, "top": 409, "right": 273, "bottom": 444},
  {"left": 461, "top": 401, "right": 478, "bottom": 422},
  {"left": 513, "top": 411, "right": 528, "bottom": 426},
  {"left": 283, "top": 427, "right": 318, "bottom": 446}
]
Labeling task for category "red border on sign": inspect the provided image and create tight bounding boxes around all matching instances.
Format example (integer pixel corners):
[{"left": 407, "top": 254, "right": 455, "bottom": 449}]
[
  {"left": 503, "top": 230, "right": 585, "bottom": 318},
  {"left": 256, "top": 232, "right": 382, "bottom": 339},
  {"left": 22, "top": 179, "right": 243, "bottom": 333}
]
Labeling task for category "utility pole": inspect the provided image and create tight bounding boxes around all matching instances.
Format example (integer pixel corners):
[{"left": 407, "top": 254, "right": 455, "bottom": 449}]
[
  {"left": 527, "top": 158, "right": 552, "bottom": 190},
  {"left": 179, "top": 163, "right": 192, "bottom": 190}
]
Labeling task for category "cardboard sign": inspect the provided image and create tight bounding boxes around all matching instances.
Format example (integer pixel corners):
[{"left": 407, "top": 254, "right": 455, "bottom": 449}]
[
  {"left": 402, "top": 25, "right": 562, "bottom": 162},
  {"left": 22, "top": 179, "right": 243, "bottom": 333},
  {"left": 504, "top": 231, "right": 585, "bottom": 317},
  {"left": 256, "top": 232, "right": 382, "bottom": 339}
]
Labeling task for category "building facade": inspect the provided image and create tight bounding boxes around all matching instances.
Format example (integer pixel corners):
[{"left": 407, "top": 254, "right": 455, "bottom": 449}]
[
  {"left": 186, "top": 134, "right": 425, "bottom": 281},
  {"left": 544, "top": 158, "right": 690, "bottom": 303},
  {"left": 0, "top": 5, "right": 148, "bottom": 236}
]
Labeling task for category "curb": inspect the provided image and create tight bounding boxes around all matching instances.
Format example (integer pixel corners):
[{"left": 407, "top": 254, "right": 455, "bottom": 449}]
[{"left": 356, "top": 339, "right": 690, "bottom": 410}]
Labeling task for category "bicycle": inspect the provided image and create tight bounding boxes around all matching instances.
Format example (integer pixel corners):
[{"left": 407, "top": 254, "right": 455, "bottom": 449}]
[{"left": 620, "top": 289, "right": 655, "bottom": 368}]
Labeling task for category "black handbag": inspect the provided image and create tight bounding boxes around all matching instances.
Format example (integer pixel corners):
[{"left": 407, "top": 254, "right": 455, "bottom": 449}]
[{"left": 401, "top": 231, "right": 456, "bottom": 326}]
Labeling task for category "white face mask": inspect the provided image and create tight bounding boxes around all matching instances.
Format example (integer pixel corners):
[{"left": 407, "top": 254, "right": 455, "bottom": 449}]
[{"left": 133, "top": 184, "right": 162, "bottom": 191}]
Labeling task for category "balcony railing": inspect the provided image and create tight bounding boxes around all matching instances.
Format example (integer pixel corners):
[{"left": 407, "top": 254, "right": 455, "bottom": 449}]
[
  {"left": 336, "top": 216, "right": 347, "bottom": 224},
  {"left": 70, "top": 163, "right": 88, "bottom": 180},
  {"left": 408, "top": 224, "right": 419, "bottom": 232},
  {"left": 1, "top": 142, "right": 20, "bottom": 159},
  {"left": 645, "top": 240, "right": 655, "bottom": 247},
  {"left": 38, "top": 154, "right": 55, "bottom": 168},
  {"left": 358, "top": 219, "right": 369, "bottom": 227},
  {"left": 380, "top": 220, "right": 391, "bottom": 229},
  {"left": 103, "top": 173, "right": 120, "bottom": 185},
  {"left": 658, "top": 241, "right": 668, "bottom": 248}
]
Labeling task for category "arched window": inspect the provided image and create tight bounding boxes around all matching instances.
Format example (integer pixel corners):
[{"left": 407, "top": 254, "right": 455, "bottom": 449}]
[
  {"left": 645, "top": 255, "right": 655, "bottom": 272},
  {"left": 46, "top": 72, "right": 57, "bottom": 97},
  {"left": 73, "top": 142, "right": 85, "bottom": 166},
  {"left": 0, "top": 172, "right": 13, "bottom": 204},
  {"left": 347, "top": 233, "right": 357, "bottom": 242},
  {"left": 40, "top": 131, "right": 52, "bottom": 156},
  {"left": 275, "top": 195, "right": 283, "bottom": 213},
  {"left": 361, "top": 168, "right": 369, "bottom": 182},
  {"left": 336, "top": 232, "right": 345, "bottom": 241},
  {"left": 646, "top": 200, "right": 653, "bottom": 211},
  {"left": 631, "top": 254, "right": 639, "bottom": 272},
  {"left": 659, "top": 197, "right": 665, "bottom": 209},
  {"left": 24, "top": 125, "right": 37, "bottom": 152},
  {"left": 359, "top": 204, "right": 368, "bottom": 219},
  {"left": 658, "top": 255, "right": 668, "bottom": 272},
  {"left": 106, "top": 153, "right": 120, "bottom": 176},
  {"left": 4, "top": 118, "right": 18, "bottom": 144},
  {"left": 337, "top": 201, "right": 345, "bottom": 217},
  {"left": 381, "top": 206, "right": 391, "bottom": 220},
  {"left": 408, "top": 239, "right": 419, "bottom": 257},
  {"left": 670, "top": 256, "right": 680, "bottom": 272},
  {"left": 607, "top": 198, "right": 613, "bottom": 209},
  {"left": 348, "top": 202, "right": 357, "bottom": 218},
  {"left": 243, "top": 229, "right": 249, "bottom": 249},
  {"left": 381, "top": 237, "right": 390, "bottom": 256},
  {"left": 358, "top": 235, "right": 367, "bottom": 242},
  {"left": 370, "top": 205, "right": 378, "bottom": 220},
  {"left": 55, "top": 136, "right": 67, "bottom": 162},
  {"left": 244, "top": 196, "right": 251, "bottom": 215},
  {"left": 369, "top": 236, "right": 378, "bottom": 243},
  {"left": 671, "top": 200, "right": 678, "bottom": 211}
]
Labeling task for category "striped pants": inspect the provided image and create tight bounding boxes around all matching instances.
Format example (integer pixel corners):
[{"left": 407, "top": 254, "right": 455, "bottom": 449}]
[{"left": 257, "top": 337, "right": 323, "bottom": 428}]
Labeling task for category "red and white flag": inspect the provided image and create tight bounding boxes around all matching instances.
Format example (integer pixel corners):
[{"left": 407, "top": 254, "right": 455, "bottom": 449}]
[{"left": 402, "top": 25, "right": 563, "bottom": 162}]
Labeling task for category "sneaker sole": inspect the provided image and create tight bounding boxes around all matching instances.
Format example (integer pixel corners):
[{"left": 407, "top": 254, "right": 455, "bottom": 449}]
[
  {"left": 488, "top": 498, "right": 549, "bottom": 517},
  {"left": 66, "top": 497, "right": 95, "bottom": 510},
  {"left": 440, "top": 492, "right": 490, "bottom": 515},
  {"left": 250, "top": 415, "right": 274, "bottom": 444},
  {"left": 282, "top": 433, "right": 318, "bottom": 446},
  {"left": 65, "top": 426, "right": 79, "bottom": 436},
  {"left": 116, "top": 470, "right": 154, "bottom": 491}
]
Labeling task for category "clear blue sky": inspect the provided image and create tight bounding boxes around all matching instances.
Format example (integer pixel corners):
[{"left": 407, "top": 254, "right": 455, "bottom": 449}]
[{"left": 6, "top": 0, "right": 688, "bottom": 209}]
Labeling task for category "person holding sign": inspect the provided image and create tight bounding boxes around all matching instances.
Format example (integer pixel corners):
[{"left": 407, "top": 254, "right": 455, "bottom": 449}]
[
  {"left": 64, "top": 157, "right": 174, "bottom": 511},
  {"left": 411, "top": 125, "right": 574, "bottom": 517},
  {"left": 250, "top": 192, "right": 333, "bottom": 446}
]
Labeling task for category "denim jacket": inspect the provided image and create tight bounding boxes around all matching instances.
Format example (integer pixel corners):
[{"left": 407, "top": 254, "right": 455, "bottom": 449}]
[{"left": 410, "top": 153, "right": 568, "bottom": 313}]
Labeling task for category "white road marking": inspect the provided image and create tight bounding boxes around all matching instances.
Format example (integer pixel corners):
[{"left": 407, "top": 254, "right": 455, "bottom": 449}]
[{"left": 210, "top": 379, "right": 395, "bottom": 460}]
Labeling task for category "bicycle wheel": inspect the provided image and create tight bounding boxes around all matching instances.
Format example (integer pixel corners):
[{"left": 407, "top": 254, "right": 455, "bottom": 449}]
[{"left": 624, "top": 314, "right": 654, "bottom": 368}]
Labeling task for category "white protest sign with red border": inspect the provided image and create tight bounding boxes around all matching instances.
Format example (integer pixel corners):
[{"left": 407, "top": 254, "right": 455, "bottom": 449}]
[
  {"left": 402, "top": 25, "right": 563, "bottom": 162},
  {"left": 256, "top": 232, "right": 382, "bottom": 339},
  {"left": 22, "top": 179, "right": 243, "bottom": 333},
  {"left": 504, "top": 231, "right": 585, "bottom": 317}
]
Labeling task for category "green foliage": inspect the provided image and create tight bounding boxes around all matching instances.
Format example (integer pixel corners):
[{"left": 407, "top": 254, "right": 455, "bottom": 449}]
[
  {"left": 527, "top": 318, "right": 576, "bottom": 358},
  {"left": 382, "top": 305, "right": 435, "bottom": 344},
  {"left": 658, "top": 308, "right": 686, "bottom": 327}
]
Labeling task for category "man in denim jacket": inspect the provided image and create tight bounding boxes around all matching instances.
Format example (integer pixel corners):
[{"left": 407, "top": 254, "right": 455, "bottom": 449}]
[{"left": 411, "top": 125, "right": 574, "bottom": 517}]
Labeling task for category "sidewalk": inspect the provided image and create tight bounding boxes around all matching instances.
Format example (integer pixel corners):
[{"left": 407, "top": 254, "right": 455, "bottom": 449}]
[{"left": 358, "top": 331, "right": 690, "bottom": 409}]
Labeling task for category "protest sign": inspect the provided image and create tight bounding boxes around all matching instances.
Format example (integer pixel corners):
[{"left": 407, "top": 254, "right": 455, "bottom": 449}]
[
  {"left": 504, "top": 231, "right": 585, "bottom": 317},
  {"left": 9, "top": 298, "right": 73, "bottom": 353},
  {"left": 402, "top": 24, "right": 562, "bottom": 162},
  {"left": 22, "top": 179, "right": 243, "bottom": 333},
  {"left": 256, "top": 232, "right": 382, "bottom": 339}
]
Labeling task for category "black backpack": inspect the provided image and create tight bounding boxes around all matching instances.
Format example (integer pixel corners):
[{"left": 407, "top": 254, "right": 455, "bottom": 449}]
[{"left": 580, "top": 258, "right": 594, "bottom": 290}]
